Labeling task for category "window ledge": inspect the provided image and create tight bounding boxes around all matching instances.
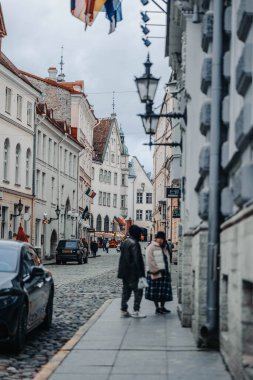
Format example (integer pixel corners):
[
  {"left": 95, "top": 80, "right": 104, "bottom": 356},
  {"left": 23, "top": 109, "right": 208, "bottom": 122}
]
[
  {"left": 14, "top": 183, "right": 21, "bottom": 187},
  {"left": 3, "top": 179, "right": 10, "bottom": 184},
  {"left": 25, "top": 186, "right": 31, "bottom": 190}
]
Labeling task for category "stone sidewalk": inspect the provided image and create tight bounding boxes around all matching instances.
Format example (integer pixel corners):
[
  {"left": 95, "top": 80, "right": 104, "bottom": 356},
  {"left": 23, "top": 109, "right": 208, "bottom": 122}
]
[{"left": 46, "top": 297, "right": 232, "bottom": 380}]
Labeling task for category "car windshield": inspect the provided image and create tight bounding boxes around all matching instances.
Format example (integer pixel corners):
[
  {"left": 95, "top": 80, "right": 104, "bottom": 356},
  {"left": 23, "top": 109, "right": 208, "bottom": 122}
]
[
  {"left": 58, "top": 241, "right": 78, "bottom": 249},
  {"left": 0, "top": 245, "right": 19, "bottom": 272}
]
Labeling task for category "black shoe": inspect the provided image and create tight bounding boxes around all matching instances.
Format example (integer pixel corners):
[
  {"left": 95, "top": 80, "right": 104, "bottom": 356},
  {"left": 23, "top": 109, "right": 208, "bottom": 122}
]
[
  {"left": 155, "top": 308, "right": 164, "bottom": 315},
  {"left": 161, "top": 307, "right": 171, "bottom": 313}
]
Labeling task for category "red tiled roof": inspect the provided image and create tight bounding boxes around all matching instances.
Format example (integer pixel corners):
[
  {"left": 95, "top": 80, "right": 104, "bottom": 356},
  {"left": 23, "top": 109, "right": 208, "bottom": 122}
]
[
  {"left": 0, "top": 52, "right": 40, "bottom": 92},
  {"left": 0, "top": 4, "right": 7, "bottom": 37},
  {"left": 93, "top": 118, "right": 113, "bottom": 162},
  {"left": 20, "top": 70, "right": 83, "bottom": 94}
]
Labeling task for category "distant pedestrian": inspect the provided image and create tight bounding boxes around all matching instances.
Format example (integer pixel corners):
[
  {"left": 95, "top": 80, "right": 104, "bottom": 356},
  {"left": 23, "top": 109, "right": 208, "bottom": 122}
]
[
  {"left": 102, "top": 239, "right": 106, "bottom": 251},
  {"left": 90, "top": 239, "right": 98, "bottom": 257},
  {"left": 105, "top": 240, "right": 110, "bottom": 253},
  {"left": 118, "top": 225, "right": 146, "bottom": 318},
  {"left": 145, "top": 231, "right": 173, "bottom": 314},
  {"left": 167, "top": 239, "right": 173, "bottom": 264}
]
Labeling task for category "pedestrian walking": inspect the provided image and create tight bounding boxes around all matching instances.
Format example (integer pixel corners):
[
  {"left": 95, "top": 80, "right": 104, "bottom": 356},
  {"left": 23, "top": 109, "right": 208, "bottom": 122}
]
[
  {"left": 145, "top": 231, "right": 173, "bottom": 314},
  {"left": 90, "top": 239, "right": 98, "bottom": 257},
  {"left": 105, "top": 240, "right": 110, "bottom": 253},
  {"left": 102, "top": 239, "right": 106, "bottom": 251},
  {"left": 118, "top": 225, "right": 147, "bottom": 318}
]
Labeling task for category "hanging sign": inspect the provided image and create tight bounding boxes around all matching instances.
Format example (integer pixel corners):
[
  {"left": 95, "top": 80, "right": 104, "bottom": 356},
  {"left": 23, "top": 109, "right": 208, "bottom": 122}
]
[{"left": 166, "top": 187, "right": 181, "bottom": 199}]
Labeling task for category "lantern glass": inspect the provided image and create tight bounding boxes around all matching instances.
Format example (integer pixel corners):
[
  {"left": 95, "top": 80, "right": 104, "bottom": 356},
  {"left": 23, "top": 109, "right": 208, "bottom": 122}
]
[
  {"left": 139, "top": 114, "right": 159, "bottom": 135},
  {"left": 55, "top": 205, "right": 61, "bottom": 218},
  {"left": 135, "top": 75, "right": 159, "bottom": 103},
  {"left": 17, "top": 199, "right": 23, "bottom": 214}
]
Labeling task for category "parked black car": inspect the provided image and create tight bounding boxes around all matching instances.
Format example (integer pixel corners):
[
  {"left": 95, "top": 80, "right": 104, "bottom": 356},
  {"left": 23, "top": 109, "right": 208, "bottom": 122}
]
[
  {"left": 0, "top": 240, "right": 54, "bottom": 352},
  {"left": 56, "top": 239, "right": 88, "bottom": 265}
]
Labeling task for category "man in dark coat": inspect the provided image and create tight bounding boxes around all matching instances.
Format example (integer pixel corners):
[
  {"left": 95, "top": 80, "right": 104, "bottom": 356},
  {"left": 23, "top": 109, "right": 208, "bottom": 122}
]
[{"left": 118, "top": 225, "right": 146, "bottom": 318}]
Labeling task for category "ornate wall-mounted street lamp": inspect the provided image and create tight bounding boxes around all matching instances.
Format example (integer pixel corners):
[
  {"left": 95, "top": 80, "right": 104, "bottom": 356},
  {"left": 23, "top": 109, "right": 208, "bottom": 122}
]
[
  {"left": 11, "top": 199, "right": 24, "bottom": 218},
  {"left": 135, "top": 54, "right": 187, "bottom": 148},
  {"left": 48, "top": 205, "right": 61, "bottom": 224}
]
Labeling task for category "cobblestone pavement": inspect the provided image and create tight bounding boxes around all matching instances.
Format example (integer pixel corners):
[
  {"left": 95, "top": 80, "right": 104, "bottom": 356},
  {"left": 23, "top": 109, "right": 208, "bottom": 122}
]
[{"left": 0, "top": 250, "right": 121, "bottom": 380}]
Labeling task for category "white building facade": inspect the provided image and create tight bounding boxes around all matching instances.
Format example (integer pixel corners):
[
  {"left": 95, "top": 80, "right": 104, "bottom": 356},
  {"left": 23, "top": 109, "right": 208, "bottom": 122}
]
[
  {"left": 91, "top": 116, "right": 129, "bottom": 237},
  {"left": 34, "top": 103, "right": 82, "bottom": 257},
  {"left": 128, "top": 156, "right": 153, "bottom": 241},
  {"left": 0, "top": 10, "right": 40, "bottom": 243}
]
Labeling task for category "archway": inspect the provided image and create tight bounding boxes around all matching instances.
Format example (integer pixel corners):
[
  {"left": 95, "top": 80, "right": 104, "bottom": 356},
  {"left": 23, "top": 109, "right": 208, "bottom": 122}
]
[
  {"left": 96, "top": 214, "right": 102, "bottom": 232},
  {"left": 50, "top": 230, "right": 58, "bottom": 258},
  {"left": 104, "top": 215, "right": 109, "bottom": 232}
]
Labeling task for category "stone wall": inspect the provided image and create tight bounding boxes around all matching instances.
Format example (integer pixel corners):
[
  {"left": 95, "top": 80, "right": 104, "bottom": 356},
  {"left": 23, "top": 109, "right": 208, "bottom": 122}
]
[
  {"left": 191, "top": 225, "right": 208, "bottom": 346},
  {"left": 220, "top": 205, "right": 253, "bottom": 380},
  {"left": 25, "top": 77, "right": 72, "bottom": 124}
]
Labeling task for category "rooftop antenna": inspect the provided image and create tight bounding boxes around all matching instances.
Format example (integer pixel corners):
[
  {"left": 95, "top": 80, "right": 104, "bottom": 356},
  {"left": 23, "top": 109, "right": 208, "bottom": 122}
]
[
  {"left": 112, "top": 91, "right": 115, "bottom": 113},
  {"left": 58, "top": 46, "right": 66, "bottom": 82}
]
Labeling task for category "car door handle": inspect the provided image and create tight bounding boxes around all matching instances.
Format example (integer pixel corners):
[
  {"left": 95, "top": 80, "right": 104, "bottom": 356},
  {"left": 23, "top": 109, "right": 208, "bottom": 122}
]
[{"left": 36, "top": 282, "right": 44, "bottom": 288}]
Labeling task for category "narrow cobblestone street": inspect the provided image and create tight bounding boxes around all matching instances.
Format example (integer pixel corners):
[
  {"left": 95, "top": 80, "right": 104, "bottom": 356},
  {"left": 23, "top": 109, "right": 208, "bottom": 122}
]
[{"left": 0, "top": 250, "right": 122, "bottom": 380}]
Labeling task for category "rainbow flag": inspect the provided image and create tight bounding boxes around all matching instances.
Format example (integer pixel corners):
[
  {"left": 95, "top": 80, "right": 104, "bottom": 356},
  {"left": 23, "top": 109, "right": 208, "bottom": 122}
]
[
  {"left": 117, "top": 216, "right": 125, "bottom": 226},
  {"left": 113, "top": 216, "right": 120, "bottom": 226},
  {"left": 71, "top": 0, "right": 107, "bottom": 27}
]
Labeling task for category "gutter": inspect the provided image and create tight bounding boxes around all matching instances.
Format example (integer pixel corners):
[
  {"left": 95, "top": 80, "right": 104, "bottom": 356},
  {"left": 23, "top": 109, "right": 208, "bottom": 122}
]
[{"left": 200, "top": 1, "right": 223, "bottom": 345}]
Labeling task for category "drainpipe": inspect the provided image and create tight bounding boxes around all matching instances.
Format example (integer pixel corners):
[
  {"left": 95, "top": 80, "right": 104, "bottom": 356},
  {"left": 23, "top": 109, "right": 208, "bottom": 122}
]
[{"left": 200, "top": 1, "right": 223, "bottom": 344}]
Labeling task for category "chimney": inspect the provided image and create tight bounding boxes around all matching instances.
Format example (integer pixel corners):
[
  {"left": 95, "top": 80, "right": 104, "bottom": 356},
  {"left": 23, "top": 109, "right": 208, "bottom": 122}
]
[{"left": 48, "top": 67, "right": 58, "bottom": 81}]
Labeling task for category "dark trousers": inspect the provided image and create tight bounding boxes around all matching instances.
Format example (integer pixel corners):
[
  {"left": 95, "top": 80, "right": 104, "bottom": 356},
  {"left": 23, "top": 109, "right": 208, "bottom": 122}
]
[{"left": 121, "top": 280, "right": 143, "bottom": 312}]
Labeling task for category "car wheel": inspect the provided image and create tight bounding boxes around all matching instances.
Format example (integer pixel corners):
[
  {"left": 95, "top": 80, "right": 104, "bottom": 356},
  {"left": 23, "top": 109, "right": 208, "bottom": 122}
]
[
  {"left": 11, "top": 303, "right": 28, "bottom": 352},
  {"left": 42, "top": 290, "right": 54, "bottom": 330}
]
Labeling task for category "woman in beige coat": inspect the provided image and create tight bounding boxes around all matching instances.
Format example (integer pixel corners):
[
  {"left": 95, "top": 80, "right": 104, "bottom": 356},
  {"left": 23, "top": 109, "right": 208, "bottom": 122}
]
[{"left": 145, "top": 231, "right": 173, "bottom": 314}]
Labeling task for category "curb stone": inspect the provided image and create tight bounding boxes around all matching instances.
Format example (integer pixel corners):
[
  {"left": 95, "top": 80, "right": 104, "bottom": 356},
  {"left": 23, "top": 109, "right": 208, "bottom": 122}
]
[{"left": 33, "top": 299, "right": 113, "bottom": 380}]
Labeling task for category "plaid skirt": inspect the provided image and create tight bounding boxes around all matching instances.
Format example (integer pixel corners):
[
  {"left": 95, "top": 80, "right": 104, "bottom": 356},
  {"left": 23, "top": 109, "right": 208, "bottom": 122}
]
[{"left": 145, "top": 272, "right": 173, "bottom": 302}]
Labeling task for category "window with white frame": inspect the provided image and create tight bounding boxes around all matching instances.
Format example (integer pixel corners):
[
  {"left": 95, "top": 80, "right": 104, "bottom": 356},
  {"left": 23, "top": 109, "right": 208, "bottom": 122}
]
[
  {"left": 53, "top": 142, "right": 57, "bottom": 166},
  {"left": 37, "top": 130, "right": 41, "bottom": 158},
  {"left": 64, "top": 150, "right": 67, "bottom": 173},
  {"left": 107, "top": 193, "right": 111, "bottom": 207},
  {"left": 145, "top": 210, "right": 152, "bottom": 221},
  {"left": 48, "top": 138, "right": 52, "bottom": 165},
  {"left": 17, "top": 95, "right": 22, "bottom": 120},
  {"left": 113, "top": 194, "right": 117, "bottom": 208},
  {"left": 42, "top": 134, "right": 47, "bottom": 161},
  {"left": 146, "top": 193, "right": 152, "bottom": 204},
  {"left": 103, "top": 192, "right": 106, "bottom": 206},
  {"left": 73, "top": 155, "right": 76, "bottom": 178},
  {"left": 111, "top": 153, "right": 115, "bottom": 163},
  {"left": 26, "top": 149, "right": 31, "bottom": 188},
  {"left": 114, "top": 172, "right": 117, "bottom": 185},
  {"left": 69, "top": 153, "right": 73, "bottom": 176},
  {"left": 136, "top": 210, "right": 143, "bottom": 220},
  {"left": 122, "top": 174, "right": 126, "bottom": 186},
  {"left": 108, "top": 171, "right": 111, "bottom": 184},
  {"left": 51, "top": 177, "right": 55, "bottom": 204},
  {"left": 24, "top": 206, "right": 30, "bottom": 236},
  {"left": 36, "top": 170, "right": 41, "bottom": 198},
  {"left": 137, "top": 192, "right": 143, "bottom": 203},
  {"left": 42, "top": 172, "right": 46, "bottom": 200},
  {"left": 104, "top": 170, "right": 107, "bottom": 183},
  {"left": 121, "top": 195, "right": 126, "bottom": 209},
  {"left": 5, "top": 87, "right": 12, "bottom": 114},
  {"left": 98, "top": 191, "right": 102, "bottom": 205},
  {"left": 99, "top": 169, "right": 103, "bottom": 182},
  {"left": 91, "top": 167, "right": 95, "bottom": 180},
  {"left": 15, "top": 144, "right": 21, "bottom": 184},
  {"left": 3, "top": 138, "right": 9, "bottom": 181},
  {"left": 27, "top": 102, "right": 33, "bottom": 126}
]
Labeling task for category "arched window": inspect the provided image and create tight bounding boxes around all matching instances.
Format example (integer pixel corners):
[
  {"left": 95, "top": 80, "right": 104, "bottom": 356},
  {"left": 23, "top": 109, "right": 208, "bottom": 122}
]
[
  {"left": 90, "top": 213, "right": 94, "bottom": 228},
  {"left": 3, "top": 138, "right": 10, "bottom": 181},
  {"left": 99, "top": 169, "right": 103, "bottom": 182},
  {"left": 111, "top": 153, "right": 115, "bottom": 163},
  {"left": 15, "top": 144, "right": 21, "bottom": 184},
  {"left": 96, "top": 214, "right": 102, "bottom": 232},
  {"left": 104, "top": 215, "right": 109, "bottom": 232},
  {"left": 108, "top": 171, "right": 111, "bottom": 184},
  {"left": 26, "top": 148, "right": 31, "bottom": 187},
  {"left": 104, "top": 170, "right": 107, "bottom": 183}
]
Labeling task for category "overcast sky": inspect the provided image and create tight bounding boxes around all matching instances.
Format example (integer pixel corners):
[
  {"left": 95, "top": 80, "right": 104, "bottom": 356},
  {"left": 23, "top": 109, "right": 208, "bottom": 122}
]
[{"left": 1, "top": 0, "right": 169, "bottom": 173}]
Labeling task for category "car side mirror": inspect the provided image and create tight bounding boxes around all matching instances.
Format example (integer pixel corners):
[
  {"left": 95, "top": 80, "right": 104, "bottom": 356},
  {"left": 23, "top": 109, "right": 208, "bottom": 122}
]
[{"left": 31, "top": 266, "right": 44, "bottom": 277}]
